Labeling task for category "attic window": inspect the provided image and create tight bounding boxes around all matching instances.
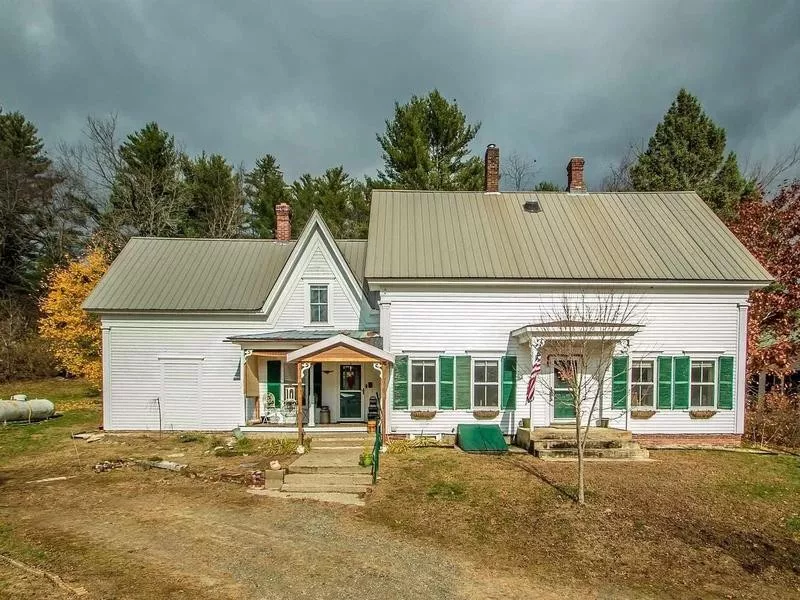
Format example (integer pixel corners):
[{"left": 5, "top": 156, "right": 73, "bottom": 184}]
[{"left": 523, "top": 201, "right": 541, "bottom": 213}]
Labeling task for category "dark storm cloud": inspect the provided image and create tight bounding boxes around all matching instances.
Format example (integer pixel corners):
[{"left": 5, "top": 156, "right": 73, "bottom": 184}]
[{"left": 2, "top": 0, "right": 799, "bottom": 188}]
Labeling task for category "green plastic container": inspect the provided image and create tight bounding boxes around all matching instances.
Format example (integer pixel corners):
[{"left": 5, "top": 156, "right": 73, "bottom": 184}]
[{"left": 456, "top": 424, "right": 508, "bottom": 453}]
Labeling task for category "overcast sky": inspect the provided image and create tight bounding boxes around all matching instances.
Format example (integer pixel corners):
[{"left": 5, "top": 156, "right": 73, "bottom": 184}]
[{"left": 3, "top": 1, "right": 799, "bottom": 189}]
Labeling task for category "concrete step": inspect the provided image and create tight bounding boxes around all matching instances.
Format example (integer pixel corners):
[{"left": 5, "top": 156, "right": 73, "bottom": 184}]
[
  {"left": 287, "top": 464, "right": 371, "bottom": 475},
  {"left": 536, "top": 440, "right": 642, "bottom": 450},
  {"left": 281, "top": 482, "right": 369, "bottom": 495},
  {"left": 284, "top": 473, "right": 372, "bottom": 486},
  {"left": 312, "top": 437, "right": 372, "bottom": 448},
  {"left": 536, "top": 447, "right": 650, "bottom": 460},
  {"left": 532, "top": 427, "right": 633, "bottom": 442},
  {"left": 247, "top": 487, "right": 365, "bottom": 506}
]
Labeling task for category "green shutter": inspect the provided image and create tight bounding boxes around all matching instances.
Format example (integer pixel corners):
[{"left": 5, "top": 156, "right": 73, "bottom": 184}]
[
  {"left": 673, "top": 356, "right": 690, "bottom": 409},
  {"left": 611, "top": 355, "right": 629, "bottom": 409},
  {"left": 718, "top": 356, "right": 734, "bottom": 409},
  {"left": 501, "top": 355, "right": 517, "bottom": 410},
  {"left": 439, "top": 356, "right": 455, "bottom": 410},
  {"left": 267, "top": 360, "right": 282, "bottom": 408},
  {"left": 455, "top": 355, "right": 472, "bottom": 409},
  {"left": 657, "top": 356, "right": 673, "bottom": 409},
  {"left": 393, "top": 355, "right": 409, "bottom": 409}
]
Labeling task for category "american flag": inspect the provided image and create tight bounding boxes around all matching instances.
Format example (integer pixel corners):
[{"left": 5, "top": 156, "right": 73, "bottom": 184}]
[{"left": 526, "top": 353, "right": 542, "bottom": 403}]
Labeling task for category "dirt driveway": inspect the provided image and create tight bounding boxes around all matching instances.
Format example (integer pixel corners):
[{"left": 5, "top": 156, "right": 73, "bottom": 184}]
[{"left": 1, "top": 466, "right": 620, "bottom": 600}]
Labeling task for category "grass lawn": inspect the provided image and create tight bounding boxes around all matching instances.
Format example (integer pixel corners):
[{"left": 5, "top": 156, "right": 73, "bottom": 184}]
[
  {"left": 364, "top": 448, "right": 800, "bottom": 599},
  {"left": 2, "top": 378, "right": 799, "bottom": 599}
]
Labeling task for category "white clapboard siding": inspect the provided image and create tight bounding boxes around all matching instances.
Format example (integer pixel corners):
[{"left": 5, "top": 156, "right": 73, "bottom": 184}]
[
  {"left": 102, "top": 236, "right": 376, "bottom": 431},
  {"left": 273, "top": 240, "right": 373, "bottom": 330},
  {"left": 384, "top": 288, "right": 747, "bottom": 436}
]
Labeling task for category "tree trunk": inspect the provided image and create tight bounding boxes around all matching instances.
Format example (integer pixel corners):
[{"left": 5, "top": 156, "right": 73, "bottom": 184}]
[{"left": 575, "top": 417, "right": 585, "bottom": 505}]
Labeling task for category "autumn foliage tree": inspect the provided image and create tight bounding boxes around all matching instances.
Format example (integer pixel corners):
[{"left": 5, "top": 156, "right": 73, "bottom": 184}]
[
  {"left": 727, "top": 184, "right": 800, "bottom": 378},
  {"left": 39, "top": 249, "right": 110, "bottom": 387}
]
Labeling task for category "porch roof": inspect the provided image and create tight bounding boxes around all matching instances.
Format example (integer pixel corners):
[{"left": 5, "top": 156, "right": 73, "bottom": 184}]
[
  {"left": 227, "top": 329, "right": 383, "bottom": 348},
  {"left": 285, "top": 334, "right": 394, "bottom": 364},
  {"left": 511, "top": 320, "right": 643, "bottom": 343}
]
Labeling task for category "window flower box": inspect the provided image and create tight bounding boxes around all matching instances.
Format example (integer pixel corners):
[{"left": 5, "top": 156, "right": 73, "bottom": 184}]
[
  {"left": 630, "top": 409, "right": 656, "bottom": 419},
  {"left": 689, "top": 409, "right": 717, "bottom": 419},
  {"left": 473, "top": 409, "right": 500, "bottom": 420},
  {"left": 410, "top": 409, "right": 437, "bottom": 420}
]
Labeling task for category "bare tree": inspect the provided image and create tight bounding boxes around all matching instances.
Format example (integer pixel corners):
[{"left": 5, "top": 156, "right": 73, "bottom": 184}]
[
  {"left": 601, "top": 143, "right": 642, "bottom": 192},
  {"left": 501, "top": 150, "right": 539, "bottom": 191},
  {"left": 534, "top": 293, "right": 639, "bottom": 505},
  {"left": 742, "top": 143, "right": 800, "bottom": 192},
  {"left": 58, "top": 115, "right": 188, "bottom": 251}
]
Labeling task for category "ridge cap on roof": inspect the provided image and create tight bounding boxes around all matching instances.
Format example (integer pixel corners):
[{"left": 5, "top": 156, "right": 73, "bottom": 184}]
[
  {"left": 373, "top": 189, "right": 701, "bottom": 195},
  {"left": 128, "top": 236, "right": 297, "bottom": 243}
]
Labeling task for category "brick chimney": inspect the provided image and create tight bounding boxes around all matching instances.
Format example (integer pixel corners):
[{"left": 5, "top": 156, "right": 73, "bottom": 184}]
[
  {"left": 484, "top": 144, "right": 500, "bottom": 193},
  {"left": 275, "top": 202, "right": 291, "bottom": 241},
  {"left": 566, "top": 157, "right": 586, "bottom": 193}
]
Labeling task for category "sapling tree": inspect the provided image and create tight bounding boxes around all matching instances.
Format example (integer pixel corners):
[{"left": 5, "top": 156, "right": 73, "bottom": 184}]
[{"left": 534, "top": 293, "right": 639, "bottom": 505}]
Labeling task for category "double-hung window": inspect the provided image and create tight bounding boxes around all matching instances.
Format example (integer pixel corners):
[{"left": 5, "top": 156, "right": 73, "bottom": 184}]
[
  {"left": 410, "top": 360, "right": 437, "bottom": 408},
  {"left": 690, "top": 360, "right": 715, "bottom": 407},
  {"left": 309, "top": 284, "right": 329, "bottom": 324},
  {"left": 630, "top": 360, "right": 655, "bottom": 408},
  {"left": 473, "top": 360, "right": 499, "bottom": 407}
]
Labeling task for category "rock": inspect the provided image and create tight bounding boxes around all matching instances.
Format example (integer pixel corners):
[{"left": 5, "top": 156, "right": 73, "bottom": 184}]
[
  {"left": 86, "top": 433, "right": 105, "bottom": 443},
  {"left": 296, "top": 445, "right": 306, "bottom": 455},
  {"left": 269, "top": 460, "right": 281, "bottom": 470}
]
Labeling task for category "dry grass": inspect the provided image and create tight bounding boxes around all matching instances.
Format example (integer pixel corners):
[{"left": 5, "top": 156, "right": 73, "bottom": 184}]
[
  {"left": 3, "top": 378, "right": 800, "bottom": 599},
  {"left": 363, "top": 448, "right": 800, "bottom": 599}
]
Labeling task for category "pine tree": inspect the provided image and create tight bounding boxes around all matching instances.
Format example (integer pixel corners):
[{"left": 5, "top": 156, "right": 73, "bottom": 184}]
[
  {"left": 374, "top": 90, "right": 483, "bottom": 190},
  {"left": 534, "top": 180, "right": 561, "bottom": 192},
  {"left": 0, "top": 109, "right": 62, "bottom": 301},
  {"left": 290, "top": 167, "right": 370, "bottom": 238},
  {"left": 245, "top": 154, "right": 288, "bottom": 238},
  {"left": 182, "top": 153, "right": 245, "bottom": 238},
  {"left": 630, "top": 89, "right": 749, "bottom": 215},
  {"left": 108, "top": 122, "right": 187, "bottom": 240}
]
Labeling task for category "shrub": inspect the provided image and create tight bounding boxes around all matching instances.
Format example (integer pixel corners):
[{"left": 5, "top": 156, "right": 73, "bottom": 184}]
[{"left": 746, "top": 391, "right": 800, "bottom": 448}]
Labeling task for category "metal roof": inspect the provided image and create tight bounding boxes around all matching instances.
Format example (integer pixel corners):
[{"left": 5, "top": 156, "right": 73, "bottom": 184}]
[
  {"left": 365, "top": 190, "right": 772, "bottom": 283},
  {"left": 227, "top": 330, "right": 382, "bottom": 347},
  {"left": 84, "top": 238, "right": 368, "bottom": 312}
]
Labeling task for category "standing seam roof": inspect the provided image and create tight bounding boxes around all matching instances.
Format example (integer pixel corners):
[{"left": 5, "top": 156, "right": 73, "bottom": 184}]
[{"left": 364, "top": 190, "right": 772, "bottom": 282}]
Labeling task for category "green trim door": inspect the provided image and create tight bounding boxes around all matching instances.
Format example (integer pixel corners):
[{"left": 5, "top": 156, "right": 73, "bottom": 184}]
[
  {"left": 339, "top": 364, "right": 363, "bottom": 420},
  {"left": 553, "top": 361, "right": 577, "bottom": 420}
]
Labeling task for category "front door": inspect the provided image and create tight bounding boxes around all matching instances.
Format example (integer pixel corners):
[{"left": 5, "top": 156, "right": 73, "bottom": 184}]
[
  {"left": 339, "top": 364, "right": 362, "bottom": 420},
  {"left": 553, "top": 360, "right": 577, "bottom": 421}
]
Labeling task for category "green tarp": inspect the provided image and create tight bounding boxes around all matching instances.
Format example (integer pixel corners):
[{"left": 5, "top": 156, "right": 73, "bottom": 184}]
[{"left": 456, "top": 424, "right": 508, "bottom": 453}]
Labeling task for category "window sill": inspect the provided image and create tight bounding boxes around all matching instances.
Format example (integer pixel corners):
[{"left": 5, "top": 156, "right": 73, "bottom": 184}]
[
  {"left": 689, "top": 409, "right": 718, "bottom": 419},
  {"left": 472, "top": 409, "right": 500, "bottom": 420},
  {"left": 630, "top": 409, "right": 656, "bottom": 419},
  {"left": 410, "top": 409, "right": 437, "bottom": 420}
]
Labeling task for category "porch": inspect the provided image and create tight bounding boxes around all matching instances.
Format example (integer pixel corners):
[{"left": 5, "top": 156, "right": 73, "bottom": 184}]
[{"left": 228, "top": 331, "right": 393, "bottom": 441}]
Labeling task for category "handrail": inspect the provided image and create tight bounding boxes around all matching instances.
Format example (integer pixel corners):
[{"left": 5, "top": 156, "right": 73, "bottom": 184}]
[{"left": 371, "top": 405, "right": 382, "bottom": 485}]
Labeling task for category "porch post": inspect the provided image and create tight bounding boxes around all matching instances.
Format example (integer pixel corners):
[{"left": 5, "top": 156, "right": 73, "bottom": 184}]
[
  {"left": 380, "top": 361, "right": 389, "bottom": 445},
  {"left": 296, "top": 362, "right": 304, "bottom": 443}
]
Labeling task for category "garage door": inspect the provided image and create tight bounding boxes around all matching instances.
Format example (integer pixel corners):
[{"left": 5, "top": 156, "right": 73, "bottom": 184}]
[{"left": 160, "top": 360, "right": 202, "bottom": 430}]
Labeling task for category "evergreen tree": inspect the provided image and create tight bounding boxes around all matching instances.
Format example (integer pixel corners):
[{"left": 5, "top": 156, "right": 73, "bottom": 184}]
[
  {"left": 630, "top": 89, "right": 749, "bottom": 214},
  {"left": 0, "top": 109, "right": 61, "bottom": 301},
  {"left": 534, "top": 180, "right": 561, "bottom": 192},
  {"left": 182, "top": 153, "right": 245, "bottom": 238},
  {"left": 374, "top": 90, "right": 483, "bottom": 190},
  {"left": 107, "top": 122, "right": 187, "bottom": 241},
  {"left": 245, "top": 154, "right": 288, "bottom": 238},
  {"left": 290, "top": 167, "right": 370, "bottom": 238}
]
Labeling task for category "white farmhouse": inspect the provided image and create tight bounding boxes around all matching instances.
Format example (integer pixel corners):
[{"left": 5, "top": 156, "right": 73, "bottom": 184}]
[{"left": 84, "top": 146, "right": 771, "bottom": 444}]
